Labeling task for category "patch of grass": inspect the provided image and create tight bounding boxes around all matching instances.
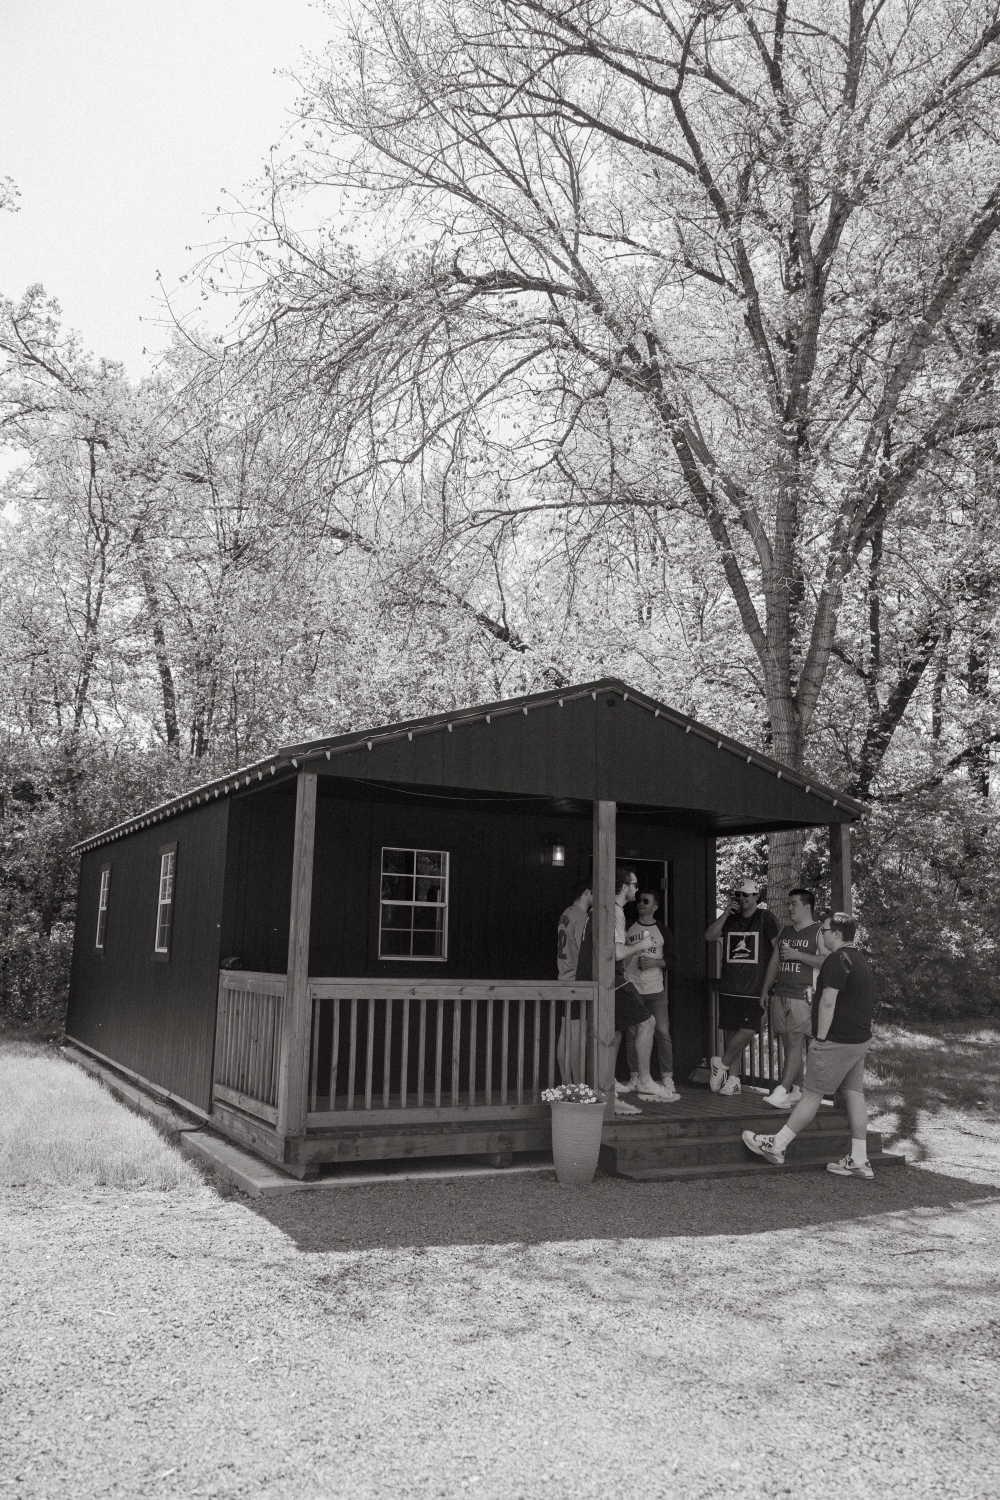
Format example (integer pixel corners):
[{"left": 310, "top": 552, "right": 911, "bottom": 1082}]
[
  {"left": 0, "top": 1040, "right": 200, "bottom": 1192},
  {"left": 866, "top": 1022, "right": 1000, "bottom": 1159}
]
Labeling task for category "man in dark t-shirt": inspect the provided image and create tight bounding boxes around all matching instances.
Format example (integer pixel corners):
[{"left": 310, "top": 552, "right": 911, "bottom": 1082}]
[
  {"left": 743, "top": 912, "right": 878, "bottom": 1178},
  {"left": 704, "top": 878, "right": 779, "bottom": 1097}
]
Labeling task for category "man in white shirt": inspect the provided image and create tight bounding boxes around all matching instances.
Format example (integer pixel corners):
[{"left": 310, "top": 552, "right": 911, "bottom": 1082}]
[
  {"left": 555, "top": 881, "right": 592, "bottom": 1082},
  {"left": 622, "top": 887, "right": 680, "bottom": 1102},
  {"left": 612, "top": 867, "right": 674, "bottom": 1105}
]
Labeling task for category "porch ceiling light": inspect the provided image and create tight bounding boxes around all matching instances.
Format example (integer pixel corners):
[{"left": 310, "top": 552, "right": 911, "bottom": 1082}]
[{"left": 549, "top": 841, "right": 565, "bottom": 867}]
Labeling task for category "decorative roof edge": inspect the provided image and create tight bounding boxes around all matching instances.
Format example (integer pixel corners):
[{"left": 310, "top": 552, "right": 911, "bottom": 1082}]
[{"left": 71, "top": 678, "right": 867, "bottom": 854}]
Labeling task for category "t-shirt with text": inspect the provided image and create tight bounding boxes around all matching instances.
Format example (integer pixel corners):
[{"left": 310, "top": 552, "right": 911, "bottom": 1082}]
[
  {"left": 772, "top": 921, "right": 821, "bottom": 999},
  {"left": 624, "top": 920, "right": 674, "bottom": 996},
  {"left": 813, "top": 947, "right": 875, "bottom": 1044},
  {"left": 719, "top": 906, "right": 779, "bottom": 997}
]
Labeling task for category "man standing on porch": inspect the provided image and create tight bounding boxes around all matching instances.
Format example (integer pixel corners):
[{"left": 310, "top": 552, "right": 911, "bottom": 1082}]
[
  {"left": 555, "top": 880, "right": 592, "bottom": 1083},
  {"left": 705, "top": 879, "right": 779, "bottom": 1096},
  {"left": 611, "top": 866, "right": 674, "bottom": 1106},
  {"left": 759, "top": 888, "right": 822, "bottom": 1110}
]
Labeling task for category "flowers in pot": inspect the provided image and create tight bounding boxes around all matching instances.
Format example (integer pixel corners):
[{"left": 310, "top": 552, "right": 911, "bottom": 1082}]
[{"left": 542, "top": 1084, "right": 606, "bottom": 1185}]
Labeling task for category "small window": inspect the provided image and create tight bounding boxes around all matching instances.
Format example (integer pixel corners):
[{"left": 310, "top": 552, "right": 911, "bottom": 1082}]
[
  {"left": 95, "top": 866, "right": 111, "bottom": 950},
  {"left": 154, "top": 844, "right": 177, "bottom": 957},
  {"left": 379, "top": 847, "right": 449, "bottom": 960}
]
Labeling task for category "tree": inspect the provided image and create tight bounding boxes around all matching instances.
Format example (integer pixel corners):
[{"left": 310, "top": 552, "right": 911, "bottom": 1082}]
[{"left": 229, "top": 0, "right": 1000, "bottom": 888}]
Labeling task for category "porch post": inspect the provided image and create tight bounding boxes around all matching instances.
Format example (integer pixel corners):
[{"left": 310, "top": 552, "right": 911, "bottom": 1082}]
[
  {"left": 592, "top": 799, "right": 617, "bottom": 1118},
  {"left": 829, "top": 822, "right": 853, "bottom": 916},
  {"left": 276, "top": 770, "right": 318, "bottom": 1139}
]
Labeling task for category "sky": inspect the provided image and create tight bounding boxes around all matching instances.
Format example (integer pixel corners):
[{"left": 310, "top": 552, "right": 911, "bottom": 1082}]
[{"left": 0, "top": 0, "right": 337, "bottom": 376}]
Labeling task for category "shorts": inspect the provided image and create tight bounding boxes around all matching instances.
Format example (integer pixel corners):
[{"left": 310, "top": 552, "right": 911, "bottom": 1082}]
[
  {"left": 804, "top": 1038, "right": 871, "bottom": 1095},
  {"left": 615, "top": 982, "right": 653, "bottom": 1032},
  {"left": 718, "top": 992, "right": 765, "bottom": 1032},
  {"left": 771, "top": 994, "right": 812, "bottom": 1037}
]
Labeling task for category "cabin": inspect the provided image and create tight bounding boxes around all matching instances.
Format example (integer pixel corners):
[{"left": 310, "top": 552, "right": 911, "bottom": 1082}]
[{"left": 66, "top": 678, "right": 868, "bottom": 1180}]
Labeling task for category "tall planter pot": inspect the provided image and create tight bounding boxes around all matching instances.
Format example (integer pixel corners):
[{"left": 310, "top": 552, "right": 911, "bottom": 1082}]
[{"left": 549, "top": 1100, "right": 606, "bottom": 1186}]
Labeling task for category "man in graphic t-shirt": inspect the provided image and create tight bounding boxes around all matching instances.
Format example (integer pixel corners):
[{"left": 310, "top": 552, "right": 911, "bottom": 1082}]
[
  {"left": 704, "top": 878, "right": 779, "bottom": 1096},
  {"left": 622, "top": 886, "right": 679, "bottom": 1102},
  {"left": 743, "top": 912, "right": 878, "bottom": 1177},
  {"left": 555, "top": 880, "right": 592, "bottom": 1083},
  {"left": 759, "top": 888, "right": 822, "bottom": 1109}
]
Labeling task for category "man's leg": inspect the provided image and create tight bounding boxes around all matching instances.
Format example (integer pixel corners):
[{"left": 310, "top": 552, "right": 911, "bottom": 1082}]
[
  {"left": 556, "top": 1020, "right": 583, "bottom": 1084},
  {"left": 743, "top": 1089, "right": 823, "bottom": 1163},
  {"left": 779, "top": 1033, "right": 805, "bottom": 1092},
  {"left": 722, "top": 1029, "right": 754, "bottom": 1073},
  {"left": 624, "top": 1025, "right": 639, "bottom": 1083},
  {"left": 647, "top": 995, "right": 674, "bottom": 1085},
  {"left": 633, "top": 1014, "right": 656, "bottom": 1083},
  {"left": 613, "top": 1030, "right": 641, "bottom": 1114}
]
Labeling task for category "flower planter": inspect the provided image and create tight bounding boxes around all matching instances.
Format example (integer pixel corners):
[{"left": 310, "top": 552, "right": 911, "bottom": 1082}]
[{"left": 549, "top": 1100, "right": 606, "bottom": 1186}]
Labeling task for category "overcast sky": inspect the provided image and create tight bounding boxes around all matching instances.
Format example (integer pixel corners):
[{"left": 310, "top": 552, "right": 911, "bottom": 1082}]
[{"left": 0, "top": 0, "right": 335, "bottom": 376}]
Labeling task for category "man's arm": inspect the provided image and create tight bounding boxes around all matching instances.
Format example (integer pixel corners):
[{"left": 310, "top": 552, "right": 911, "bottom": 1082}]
[
  {"left": 814, "top": 987, "right": 839, "bottom": 1040},
  {"left": 705, "top": 909, "right": 732, "bottom": 942},
  {"left": 760, "top": 945, "right": 781, "bottom": 1000},
  {"left": 781, "top": 948, "right": 824, "bottom": 972}
]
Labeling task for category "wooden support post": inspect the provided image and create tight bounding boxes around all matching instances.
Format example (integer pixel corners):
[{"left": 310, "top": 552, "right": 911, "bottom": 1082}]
[
  {"left": 276, "top": 771, "right": 317, "bottom": 1140},
  {"left": 592, "top": 799, "right": 617, "bottom": 1119},
  {"left": 829, "top": 822, "right": 853, "bottom": 916}
]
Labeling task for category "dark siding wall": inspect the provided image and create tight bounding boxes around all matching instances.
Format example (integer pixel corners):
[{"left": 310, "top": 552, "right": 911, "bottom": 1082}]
[
  {"left": 219, "top": 785, "right": 297, "bottom": 973},
  {"left": 66, "top": 800, "right": 230, "bottom": 1111},
  {"left": 236, "top": 788, "right": 709, "bottom": 1077}
]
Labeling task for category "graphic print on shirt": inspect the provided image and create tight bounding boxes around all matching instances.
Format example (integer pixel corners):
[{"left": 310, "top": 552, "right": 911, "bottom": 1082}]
[{"left": 725, "top": 931, "right": 760, "bottom": 965}]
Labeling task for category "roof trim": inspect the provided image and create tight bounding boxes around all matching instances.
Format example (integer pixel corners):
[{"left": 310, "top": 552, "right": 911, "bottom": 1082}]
[{"left": 72, "top": 677, "right": 867, "bottom": 855}]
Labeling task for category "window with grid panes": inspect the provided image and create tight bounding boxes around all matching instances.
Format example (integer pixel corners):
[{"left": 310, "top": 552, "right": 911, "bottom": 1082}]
[
  {"left": 95, "top": 866, "right": 111, "bottom": 950},
  {"left": 379, "top": 848, "right": 449, "bottom": 959},
  {"left": 154, "top": 846, "right": 176, "bottom": 956}
]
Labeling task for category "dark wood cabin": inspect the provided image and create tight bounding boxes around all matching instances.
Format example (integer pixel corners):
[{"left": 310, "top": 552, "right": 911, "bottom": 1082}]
[{"left": 66, "top": 678, "right": 863, "bottom": 1177}]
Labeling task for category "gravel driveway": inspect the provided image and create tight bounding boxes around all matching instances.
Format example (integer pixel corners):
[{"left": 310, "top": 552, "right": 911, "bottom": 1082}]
[{"left": 4, "top": 1150, "right": 999, "bottom": 1500}]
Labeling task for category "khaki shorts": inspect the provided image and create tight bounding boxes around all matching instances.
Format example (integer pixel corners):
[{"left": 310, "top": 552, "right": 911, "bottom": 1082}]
[
  {"left": 771, "top": 994, "right": 812, "bottom": 1037},
  {"left": 804, "top": 1038, "right": 871, "bottom": 1095}
]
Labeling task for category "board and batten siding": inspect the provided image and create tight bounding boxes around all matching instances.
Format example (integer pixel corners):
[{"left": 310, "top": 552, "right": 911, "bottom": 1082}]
[{"left": 66, "top": 799, "right": 230, "bottom": 1112}]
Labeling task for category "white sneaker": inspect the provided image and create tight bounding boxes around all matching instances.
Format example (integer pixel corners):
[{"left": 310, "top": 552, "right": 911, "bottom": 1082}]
[
  {"left": 719, "top": 1075, "right": 742, "bottom": 1096},
  {"left": 762, "top": 1086, "right": 791, "bottom": 1109},
  {"left": 614, "top": 1100, "right": 642, "bottom": 1116},
  {"left": 827, "top": 1155, "right": 874, "bottom": 1179},
  {"left": 709, "top": 1056, "right": 727, "bottom": 1093},
  {"left": 615, "top": 1077, "right": 636, "bottom": 1095},
  {"left": 742, "top": 1130, "right": 785, "bottom": 1164},
  {"left": 637, "top": 1079, "right": 676, "bottom": 1101},
  {"left": 787, "top": 1086, "right": 803, "bottom": 1104}
]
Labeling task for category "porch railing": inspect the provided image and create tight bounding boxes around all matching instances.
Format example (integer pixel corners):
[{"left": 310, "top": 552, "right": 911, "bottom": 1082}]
[
  {"left": 213, "top": 971, "right": 285, "bottom": 1123},
  {"left": 307, "top": 979, "right": 597, "bottom": 1125}
]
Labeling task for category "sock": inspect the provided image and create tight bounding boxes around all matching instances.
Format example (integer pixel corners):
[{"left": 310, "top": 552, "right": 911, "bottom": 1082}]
[
  {"left": 773, "top": 1125, "right": 796, "bottom": 1152},
  {"left": 852, "top": 1137, "right": 868, "bottom": 1163}
]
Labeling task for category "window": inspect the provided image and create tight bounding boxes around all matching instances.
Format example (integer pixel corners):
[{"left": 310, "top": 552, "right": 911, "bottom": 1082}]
[
  {"left": 379, "top": 847, "right": 449, "bottom": 960},
  {"left": 154, "top": 844, "right": 177, "bottom": 957},
  {"left": 95, "top": 866, "right": 111, "bottom": 950}
]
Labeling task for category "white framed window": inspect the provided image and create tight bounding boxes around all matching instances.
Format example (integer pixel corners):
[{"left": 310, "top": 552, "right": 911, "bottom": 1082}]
[
  {"left": 154, "top": 844, "right": 177, "bottom": 957},
  {"left": 379, "top": 847, "right": 449, "bottom": 960},
  {"left": 95, "top": 866, "right": 111, "bottom": 950}
]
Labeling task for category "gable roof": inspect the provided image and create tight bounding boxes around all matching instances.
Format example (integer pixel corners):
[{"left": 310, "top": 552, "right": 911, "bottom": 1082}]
[{"left": 73, "top": 677, "right": 866, "bottom": 854}]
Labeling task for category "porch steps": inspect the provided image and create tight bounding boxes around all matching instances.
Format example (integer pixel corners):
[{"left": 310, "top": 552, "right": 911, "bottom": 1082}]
[{"left": 601, "top": 1092, "right": 906, "bottom": 1181}]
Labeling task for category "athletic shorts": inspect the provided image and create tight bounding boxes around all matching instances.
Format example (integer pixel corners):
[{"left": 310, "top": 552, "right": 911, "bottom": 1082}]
[
  {"left": 718, "top": 992, "right": 764, "bottom": 1032},
  {"left": 771, "top": 994, "right": 812, "bottom": 1037},
  {"left": 804, "top": 1038, "right": 871, "bottom": 1095},
  {"left": 615, "top": 982, "right": 653, "bottom": 1032}
]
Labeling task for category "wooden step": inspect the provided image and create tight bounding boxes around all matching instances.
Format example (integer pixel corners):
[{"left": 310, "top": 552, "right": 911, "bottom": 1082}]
[
  {"left": 618, "top": 1150, "right": 907, "bottom": 1182},
  {"left": 605, "top": 1125, "right": 888, "bottom": 1175}
]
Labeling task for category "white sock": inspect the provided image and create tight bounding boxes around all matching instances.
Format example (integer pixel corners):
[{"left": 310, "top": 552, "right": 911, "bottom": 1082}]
[
  {"left": 773, "top": 1125, "right": 796, "bottom": 1152},
  {"left": 852, "top": 1137, "right": 868, "bottom": 1163}
]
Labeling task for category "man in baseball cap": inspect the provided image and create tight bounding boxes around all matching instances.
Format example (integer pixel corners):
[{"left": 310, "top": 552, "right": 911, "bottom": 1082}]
[{"left": 704, "top": 878, "right": 779, "bottom": 1094}]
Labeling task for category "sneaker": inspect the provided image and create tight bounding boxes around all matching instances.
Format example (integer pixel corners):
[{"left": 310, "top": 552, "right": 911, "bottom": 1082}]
[
  {"left": 719, "top": 1074, "right": 742, "bottom": 1096},
  {"left": 709, "top": 1056, "right": 727, "bottom": 1093},
  {"left": 614, "top": 1100, "right": 642, "bottom": 1116},
  {"left": 787, "top": 1086, "right": 803, "bottom": 1104},
  {"left": 762, "top": 1085, "right": 791, "bottom": 1109},
  {"left": 820, "top": 1095, "right": 835, "bottom": 1107},
  {"left": 636, "top": 1079, "right": 676, "bottom": 1101},
  {"left": 827, "top": 1155, "right": 874, "bottom": 1179},
  {"left": 615, "top": 1077, "right": 636, "bottom": 1095},
  {"left": 742, "top": 1130, "right": 785, "bottom": 1165}
]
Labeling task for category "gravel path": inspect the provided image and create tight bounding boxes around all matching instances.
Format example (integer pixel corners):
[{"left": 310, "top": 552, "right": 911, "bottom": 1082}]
[{"left": 4, "top": 1150, "right": 1000, "bottom": 1500}]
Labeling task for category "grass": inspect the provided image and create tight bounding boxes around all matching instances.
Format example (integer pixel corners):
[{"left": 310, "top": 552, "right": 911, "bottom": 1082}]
[
  {"left": 0, "top": 1040, "right": 201, "bottom": 1192},
  {"left": 865, "top": 1021, "right": 1000, "bottom": 1167}
]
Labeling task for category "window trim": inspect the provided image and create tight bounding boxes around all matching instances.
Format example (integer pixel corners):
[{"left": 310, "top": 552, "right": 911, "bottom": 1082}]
[
  {"left": 153, "top": 842, "right": 177, "bottom": 961},
  {"left": 95, "top": 864, "right": 111, "bottom": 951},
  {"left": 378, "top": 846, "right": 449, "bottom": 962}
]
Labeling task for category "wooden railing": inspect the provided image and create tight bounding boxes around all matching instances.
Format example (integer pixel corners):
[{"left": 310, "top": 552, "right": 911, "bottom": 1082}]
[
  {"left": 213, "top": 971, "right": 285, "bottom": 1124},
  {"left": 306, "top": 979, "right": 598, "bottom": 1125}
]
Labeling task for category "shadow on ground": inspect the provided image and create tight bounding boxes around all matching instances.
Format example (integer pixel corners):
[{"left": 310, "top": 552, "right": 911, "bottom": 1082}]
[
  {"left": 252, "top": 1161, "right": 999, "bottom": 1253},
  {"left": 866, "top": 1023, "right": 1000, "bottom": 1155}
]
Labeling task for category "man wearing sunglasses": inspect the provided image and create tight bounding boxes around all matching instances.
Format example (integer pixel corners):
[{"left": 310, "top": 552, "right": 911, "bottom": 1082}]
[
  {"left": 705, "top": 879, "right": 779, "bottom": 1095},
  {"left": 742, "top": 912, "right": 876, "bottom": 1177}
]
